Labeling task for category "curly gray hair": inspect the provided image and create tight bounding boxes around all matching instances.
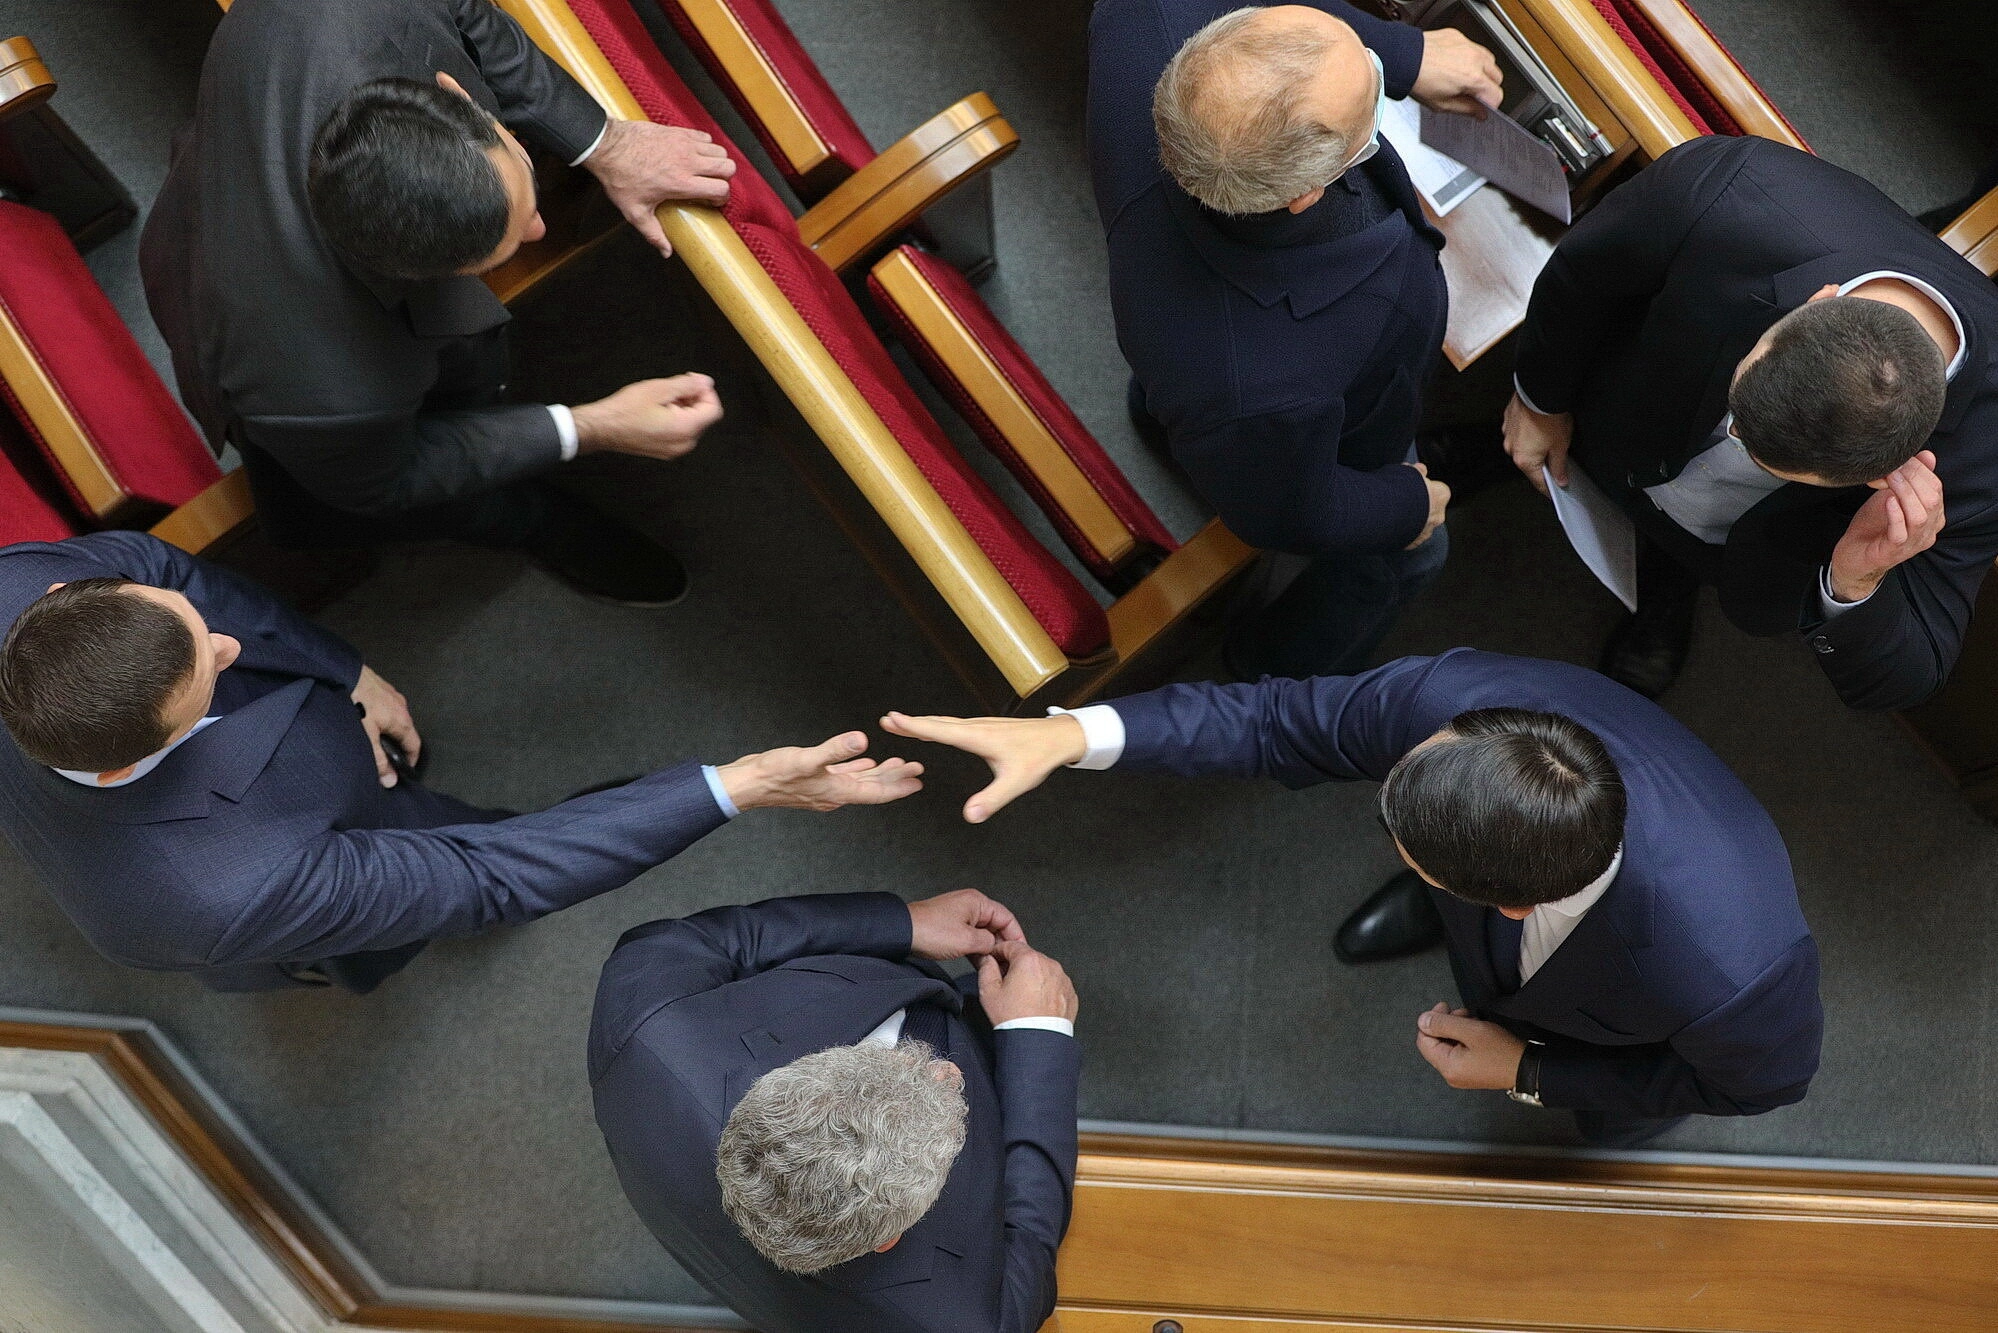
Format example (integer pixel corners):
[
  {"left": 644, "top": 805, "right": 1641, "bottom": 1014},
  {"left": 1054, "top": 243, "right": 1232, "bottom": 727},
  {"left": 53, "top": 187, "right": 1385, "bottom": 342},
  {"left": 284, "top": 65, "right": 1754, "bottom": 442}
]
[
  {"left": 1153, "top": 6, "right": 1353, "bottom": 216},
  {"left": 716, "top": 1040, "right": 968, "bottom": 1274}
]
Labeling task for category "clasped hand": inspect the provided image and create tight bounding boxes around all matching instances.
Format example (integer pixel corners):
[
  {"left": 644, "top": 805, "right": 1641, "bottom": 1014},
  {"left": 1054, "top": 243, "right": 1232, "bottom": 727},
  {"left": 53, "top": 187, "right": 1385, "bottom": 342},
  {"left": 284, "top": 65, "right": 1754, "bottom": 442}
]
[
  {"left": 906, "top": 889, "right": 1079, "bottom": 1027},
  {"left": 1414, "top": 1002, "right": 1526, "bottom": 1091}
]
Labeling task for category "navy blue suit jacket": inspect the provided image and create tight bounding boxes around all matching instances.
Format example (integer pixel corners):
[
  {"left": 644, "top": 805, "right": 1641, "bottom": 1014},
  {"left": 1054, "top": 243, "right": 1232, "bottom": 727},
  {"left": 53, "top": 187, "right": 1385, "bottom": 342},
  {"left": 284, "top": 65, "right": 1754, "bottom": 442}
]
[
  {"left": 589, "top": 893, "right": 1080, "bottom": 1333},
  {"left": 1088, "top": 0, "right": 1448, "bottom": 556},
  {"left": 0, "top": 533, "right": 728, "bottom": 991},
  {"left": 1108, "top": 651, "right": 1822, "bottom": 1121}
]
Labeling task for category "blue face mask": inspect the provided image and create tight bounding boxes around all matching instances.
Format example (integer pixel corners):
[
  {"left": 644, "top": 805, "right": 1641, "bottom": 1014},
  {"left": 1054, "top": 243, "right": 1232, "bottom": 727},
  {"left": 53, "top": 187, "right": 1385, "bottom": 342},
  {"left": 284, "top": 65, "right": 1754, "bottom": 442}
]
[{"left": 1332, "top": 49, "right": 1389, "bottom": 180}]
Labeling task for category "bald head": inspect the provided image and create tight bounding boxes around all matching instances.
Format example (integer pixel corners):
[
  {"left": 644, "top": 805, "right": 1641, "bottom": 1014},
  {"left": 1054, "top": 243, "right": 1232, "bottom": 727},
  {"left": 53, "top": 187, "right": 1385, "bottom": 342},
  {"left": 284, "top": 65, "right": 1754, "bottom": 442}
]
[{"left": 1153, "top": 5, "right": 1378, "bottom": 215}]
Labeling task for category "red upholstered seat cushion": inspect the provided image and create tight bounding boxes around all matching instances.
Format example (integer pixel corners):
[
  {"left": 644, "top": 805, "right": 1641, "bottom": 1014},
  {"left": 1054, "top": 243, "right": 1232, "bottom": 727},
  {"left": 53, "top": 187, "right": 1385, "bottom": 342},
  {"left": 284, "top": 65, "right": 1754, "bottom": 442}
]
[
  {"left": 0, "top": 413, "right": 83, "bottom": 545},
  {"left": 870, "top": 245, "right": 1176, "bottom": 585},
  {"left": 1585, "top": 0, "right": 1713, "bottom": 134},
  {"left": 566, "top": 0, "right": 798, "bottom": 234},
  {"left": 653, "top": 0, "right": 876, "bottom": 197},
  {"left": 563, "top": 0, "right": 1109, "bottom": 657},
  {"left": 0, "top": 201, "right": 220, "bottom": 516},
  {"left": 742, "top": 224, "right": 1108, "bottom": 656},
  {"left": 1593, "top": 0, "right": 1809, "bottom": 147}
]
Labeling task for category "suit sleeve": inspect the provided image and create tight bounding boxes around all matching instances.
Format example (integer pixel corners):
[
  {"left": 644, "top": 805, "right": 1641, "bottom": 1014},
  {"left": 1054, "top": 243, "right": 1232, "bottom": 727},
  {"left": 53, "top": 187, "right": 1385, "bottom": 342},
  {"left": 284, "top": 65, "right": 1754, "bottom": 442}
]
[
  {"left": 205, "top": 763, "right": 734, "bottom": 967},
  {"left": 1174, "top": 405, "right": 1431, "bottom": 556},
  {"left": 449, "top": 0, "right": 607, "bottom": 162},
  {"left": 1109, "top": 654, "right": 1453, "bottom": 786},
  {"left": 1794, "top": 505, "right": 1998, "bottom": 711},
  {"left": 238, "top": 401, "right": 564, "bottom": 518},
  {"left": 1535, "top": 935, "right": 1823, "bottom": 1120},
  {"left": 1514, "top": 137, "right": 1745, "bottom": 415},
  {"left": 0, "top": 532, "right": 363, "bottom": 687},
  {"left": 991, "top": 1028, "right": 1082, "bottom": 1333}
]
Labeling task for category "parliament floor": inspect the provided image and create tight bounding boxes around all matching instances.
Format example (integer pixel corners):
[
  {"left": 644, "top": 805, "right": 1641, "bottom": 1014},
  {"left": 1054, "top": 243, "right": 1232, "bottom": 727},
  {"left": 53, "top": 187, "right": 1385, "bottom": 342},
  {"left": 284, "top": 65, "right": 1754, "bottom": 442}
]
[{"left": 2, "top": 0, "right": 1996, "bottom": 1312}]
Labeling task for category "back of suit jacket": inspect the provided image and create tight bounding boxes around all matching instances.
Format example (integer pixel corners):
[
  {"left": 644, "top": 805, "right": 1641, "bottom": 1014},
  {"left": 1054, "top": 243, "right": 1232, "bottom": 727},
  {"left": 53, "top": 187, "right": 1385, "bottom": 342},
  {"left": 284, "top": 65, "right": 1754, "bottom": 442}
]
[
  {"left": 1086, "top": 0, "right": 1448, "bottom": 557},
  {"left": 1515, "top": 135, "right": 1998, "bottom": 710},
  {"left": 589, "top": 893, "right": 1080, "bottom": 1333},
  {"left": 0, "top": 533, "right": 728, "bottom": 988},
  {"left": 140, "top": 0, "right": 608, "bottom": 521},
  {"left": 1105, "top": 650, "right": 1821, "bottom": 1121}
]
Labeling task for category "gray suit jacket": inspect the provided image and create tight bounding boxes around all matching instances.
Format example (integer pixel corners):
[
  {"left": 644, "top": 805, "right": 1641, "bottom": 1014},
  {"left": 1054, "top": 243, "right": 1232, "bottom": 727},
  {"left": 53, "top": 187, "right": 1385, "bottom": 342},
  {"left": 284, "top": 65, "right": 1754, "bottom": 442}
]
[{"left": 139, "top": 0, "right": 608, "bottom": 520}]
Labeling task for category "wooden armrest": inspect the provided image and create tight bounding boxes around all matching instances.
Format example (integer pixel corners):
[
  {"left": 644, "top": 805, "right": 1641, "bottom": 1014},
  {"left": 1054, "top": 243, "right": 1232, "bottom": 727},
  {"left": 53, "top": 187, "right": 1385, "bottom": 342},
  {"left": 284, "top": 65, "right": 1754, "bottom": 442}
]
[
  {"left": 497, "top": 0, "right": 1068, "bottom": 696},
  {"left": 799, "top": 95, "right": 1019, "bottom": 275},
  {"left": 0, "top": 37, "right": 55, "bottom": 125},
  {"left": 670, "top": 0, "right": 850, "bottom": 198},
  {"left": 1507, "top": 0, "right": 1701, "bottom": 160},
  {"left": 1941, "top": 186, "right": 1998, "bottom": 278},
  {"left": 1620, "top": 0, "right": 1806, "bottom": 150},
  {"left": 149, "top": 469, "right": 254, "bottom": 554},
  {"left": 0, "top": 280, "right": 129, "bottom": 521},
  {"left": 869, "top": 248, "right": 1139, "bottom": 572}
]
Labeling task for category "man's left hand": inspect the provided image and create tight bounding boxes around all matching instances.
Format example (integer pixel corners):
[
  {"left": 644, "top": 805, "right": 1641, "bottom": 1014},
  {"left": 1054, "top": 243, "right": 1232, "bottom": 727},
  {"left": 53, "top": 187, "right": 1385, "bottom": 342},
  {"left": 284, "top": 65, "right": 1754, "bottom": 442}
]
[
  {"left": 908, "top": 888, "right": 1027, "bottom": 960},
  {"left": 585, "top": 119, "right": 736, "bottom": 257},
  {"left": 352, "top": 666, "right": 421, "bottom": 789},
  {"left": 1415, "top": 1003, "right": 1526, "bottom": 1090},
  {"left": 717, "top": 731, "right": 924, "bottom": 812},
  {"left": 1828, "top": 449, "right": 1946, "bottom": 603},
  {"left": 1412, "top": 28, "right": 1503, "bottom": 118}
]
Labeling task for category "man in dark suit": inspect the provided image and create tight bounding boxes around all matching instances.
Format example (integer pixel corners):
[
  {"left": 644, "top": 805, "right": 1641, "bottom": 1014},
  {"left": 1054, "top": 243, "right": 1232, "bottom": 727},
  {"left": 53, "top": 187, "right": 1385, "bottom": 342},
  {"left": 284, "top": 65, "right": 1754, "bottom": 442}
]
[
  {"left": 142, "top": 0, "right": 738, "bottom": 604},
  {"left": 590, "top": 888, "right": 1079, "bottom": 1332},
  {"left": 0, "top": 532, "right": 923, "bottom": 993},
  {"left": 1503, "top": 135, "right": 1998, "bottom": 710},
  {"left": 883, "top": 649, "right": 1821, "bottom": 1146},
  {"left": 1087, "top": 0, "right": 1500, "bottom": 677}
]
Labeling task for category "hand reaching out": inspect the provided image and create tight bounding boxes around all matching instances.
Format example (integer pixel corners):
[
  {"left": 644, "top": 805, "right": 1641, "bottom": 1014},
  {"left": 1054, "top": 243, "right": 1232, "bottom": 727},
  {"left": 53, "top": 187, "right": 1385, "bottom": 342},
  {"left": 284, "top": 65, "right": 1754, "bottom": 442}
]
[
  {"left": 573, "top": 373, "right": 723, "bottom": 461},
  {"left": 1412, "top": 28, "right": 1503, "bottom": 118},
  {"left": 716, "top": 731, "right": 924, "bottom": 812},
  {"left": 879, "top": 711, "right": 1086, "bottom": 823}
]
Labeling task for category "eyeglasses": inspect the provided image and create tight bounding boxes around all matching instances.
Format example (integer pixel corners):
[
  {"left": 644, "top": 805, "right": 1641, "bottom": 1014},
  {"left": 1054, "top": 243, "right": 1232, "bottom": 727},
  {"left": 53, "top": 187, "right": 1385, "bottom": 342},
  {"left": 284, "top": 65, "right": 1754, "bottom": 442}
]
[{"left": 1327, "top": 49, "right": 1389, "bottom": 183}]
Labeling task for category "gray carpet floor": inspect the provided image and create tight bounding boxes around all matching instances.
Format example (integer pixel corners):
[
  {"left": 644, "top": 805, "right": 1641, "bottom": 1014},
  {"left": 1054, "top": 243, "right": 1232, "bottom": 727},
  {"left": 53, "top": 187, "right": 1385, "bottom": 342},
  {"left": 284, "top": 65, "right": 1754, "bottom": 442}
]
[{"left": 0, "top": 0, "right": 1995, "bottom": 1309}]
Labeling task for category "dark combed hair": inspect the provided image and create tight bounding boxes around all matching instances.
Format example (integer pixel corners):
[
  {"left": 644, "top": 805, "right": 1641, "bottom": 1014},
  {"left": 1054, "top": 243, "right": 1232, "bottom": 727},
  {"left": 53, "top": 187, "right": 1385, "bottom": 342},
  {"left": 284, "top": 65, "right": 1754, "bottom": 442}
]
[
  {"left": 0, "top": 579, "right": 196, "bottom": 772},
  {"left": 1380, "top": 708, "right": 1625, "bottom": 909},
  {"left": 308, "top": 77, "right": 511, "bottom": 282},
  {"left": 1730, "top": 296, "right": 1947, "bottom": 486}
]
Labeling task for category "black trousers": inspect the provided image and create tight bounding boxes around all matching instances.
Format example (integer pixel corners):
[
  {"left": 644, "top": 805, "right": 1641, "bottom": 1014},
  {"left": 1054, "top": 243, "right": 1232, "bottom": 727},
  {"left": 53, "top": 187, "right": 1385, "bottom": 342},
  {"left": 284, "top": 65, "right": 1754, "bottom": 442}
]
[{"left": 239, "top": 441, "right": 555, "bottom": 552}]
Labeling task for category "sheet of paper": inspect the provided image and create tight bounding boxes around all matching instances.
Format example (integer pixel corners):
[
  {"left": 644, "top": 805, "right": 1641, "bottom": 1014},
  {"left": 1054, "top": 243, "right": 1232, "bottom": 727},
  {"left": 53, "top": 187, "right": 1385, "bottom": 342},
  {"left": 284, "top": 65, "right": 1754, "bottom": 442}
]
[
  {"left": 1545, "top": 463, "right": 1637, "bottom": 612},
  {"left": 1380, "top": 97, "right": 1484, "bottom": 217},
  {"left": 1420, "top": 104, "right": 1572, "bottom": 224}
]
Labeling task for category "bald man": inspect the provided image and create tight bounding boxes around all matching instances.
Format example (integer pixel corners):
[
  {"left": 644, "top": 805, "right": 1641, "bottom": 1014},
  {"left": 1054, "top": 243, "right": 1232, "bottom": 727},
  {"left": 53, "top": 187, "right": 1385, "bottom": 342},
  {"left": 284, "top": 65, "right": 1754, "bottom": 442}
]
[{"left": 1088, "top": 2, "right": 1499, "bottom": 679}]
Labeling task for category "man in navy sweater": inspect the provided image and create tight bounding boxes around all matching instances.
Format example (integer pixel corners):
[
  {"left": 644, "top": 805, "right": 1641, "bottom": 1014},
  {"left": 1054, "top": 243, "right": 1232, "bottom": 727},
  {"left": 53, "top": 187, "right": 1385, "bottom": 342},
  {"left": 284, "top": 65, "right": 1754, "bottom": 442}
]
[
  {"left": 885, "top": 651, "right": 1821, "bottom": 1146},
  {"left": 1088, "top": 1, "right": 1500, "bottom": 677}
]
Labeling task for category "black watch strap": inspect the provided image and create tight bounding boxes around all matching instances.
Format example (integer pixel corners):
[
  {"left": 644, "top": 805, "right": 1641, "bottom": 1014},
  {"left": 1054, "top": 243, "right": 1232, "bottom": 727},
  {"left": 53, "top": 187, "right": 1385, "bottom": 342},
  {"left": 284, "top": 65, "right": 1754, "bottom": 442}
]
[{"left": 1508, "top": 1040, "right": 1546, "bottom": 1107}]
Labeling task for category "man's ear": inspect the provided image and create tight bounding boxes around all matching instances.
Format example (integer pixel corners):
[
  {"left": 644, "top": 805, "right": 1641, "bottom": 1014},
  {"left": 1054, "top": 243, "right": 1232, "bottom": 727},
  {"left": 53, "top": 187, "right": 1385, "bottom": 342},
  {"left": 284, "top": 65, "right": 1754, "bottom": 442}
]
[
  {"left": 434, "top": 71, "right": 471, "bottom": 101},
  {"left": 1286, "top": 186, "right": 1327, "bottom": 215},
  {"left": 210, "top": 633, "right": 242, "bottom": 672},
  {"left": 44, "top": 582, "right": 64, "bottom": 595},
  {"left": 873, "top": 1235, "right": 902, "bottom": 1254},
  {"left": 1804, "top": 282, "right": 1841, "bottom": 304}
]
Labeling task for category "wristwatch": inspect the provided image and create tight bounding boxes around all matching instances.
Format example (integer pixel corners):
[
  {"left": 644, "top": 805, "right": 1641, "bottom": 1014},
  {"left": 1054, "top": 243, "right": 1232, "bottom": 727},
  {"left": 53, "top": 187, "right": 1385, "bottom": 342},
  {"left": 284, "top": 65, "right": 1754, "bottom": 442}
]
[{"left": 1507, "top": 1039, "right": 1546, "bottom": 1108}]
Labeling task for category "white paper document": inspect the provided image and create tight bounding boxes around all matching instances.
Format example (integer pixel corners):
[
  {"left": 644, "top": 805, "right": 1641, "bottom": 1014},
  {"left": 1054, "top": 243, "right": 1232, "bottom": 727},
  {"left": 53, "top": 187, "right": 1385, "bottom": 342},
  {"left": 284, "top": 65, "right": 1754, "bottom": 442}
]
[
  {"left": 1379, "top": 97, "right": 1484, "bottom": 217},
  {"left": 1544, "top": 464, "right": 1638, "bottom": 612}
]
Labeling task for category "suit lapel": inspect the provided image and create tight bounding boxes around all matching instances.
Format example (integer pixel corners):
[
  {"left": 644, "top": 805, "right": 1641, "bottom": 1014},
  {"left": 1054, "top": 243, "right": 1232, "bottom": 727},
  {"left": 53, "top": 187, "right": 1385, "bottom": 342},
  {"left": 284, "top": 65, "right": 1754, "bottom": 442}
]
[{"left": 1488, "top": 876, "right": 1649, "bottom": 1038}]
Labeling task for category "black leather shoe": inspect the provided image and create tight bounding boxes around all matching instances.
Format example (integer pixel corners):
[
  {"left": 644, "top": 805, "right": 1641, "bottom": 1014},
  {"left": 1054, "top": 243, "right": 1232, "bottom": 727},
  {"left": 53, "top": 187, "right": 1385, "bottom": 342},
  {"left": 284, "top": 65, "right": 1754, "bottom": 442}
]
[
  {"left": 1415, "top": 422, "right": 1514, "bottom": 502},
  {"left": 1334, "top": 870, "right": 1444, "bottom": 965},
  {"left": 1598, "top": 592, "right": 1696, "bottom": 700},
  {"left": 525, "top": 492, "right": 690, "bottom": 607}
]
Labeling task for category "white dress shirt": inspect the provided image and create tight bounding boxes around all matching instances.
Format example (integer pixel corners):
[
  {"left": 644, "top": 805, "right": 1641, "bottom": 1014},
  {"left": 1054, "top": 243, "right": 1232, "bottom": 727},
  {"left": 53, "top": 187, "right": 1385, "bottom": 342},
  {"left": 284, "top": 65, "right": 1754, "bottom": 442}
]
[
  {"left": 859, "top": 1007, "right": 1074, "bottom": 1044},
  {"left": 52, "top": 715, "right": 221, "bottom": 788},
  {"left": 1517, "top": 844, "right": 1622, "bottom": 983},
  {"left": 1518, "top": 270, "right": 1966, "bottom": 618}
]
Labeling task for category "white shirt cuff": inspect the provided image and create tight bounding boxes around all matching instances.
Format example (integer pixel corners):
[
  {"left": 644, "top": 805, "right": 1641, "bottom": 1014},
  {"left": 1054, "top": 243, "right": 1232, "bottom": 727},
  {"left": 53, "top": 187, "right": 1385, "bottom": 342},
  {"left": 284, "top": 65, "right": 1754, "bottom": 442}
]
[
  {"left": 1047, "top": 705, "right": 1124, "bottom": 770},
  {"left": 569, "top": 119, "right": 610, "bottom": 168},
  {"left": 701, "top": 764, "right": 740, "bottom": 819},
  {"left": 1512, "top": 374, "right": 1554, "bottom": 418},
  {"left": 548, "top": 404, "right": 580, "bottom": 462},
  {"left": 1819, "top": 565, "right": 1874, "bottom": 618},
  {"left": 993, "top": 1016, "right": 1075, "bottom": 1037}
]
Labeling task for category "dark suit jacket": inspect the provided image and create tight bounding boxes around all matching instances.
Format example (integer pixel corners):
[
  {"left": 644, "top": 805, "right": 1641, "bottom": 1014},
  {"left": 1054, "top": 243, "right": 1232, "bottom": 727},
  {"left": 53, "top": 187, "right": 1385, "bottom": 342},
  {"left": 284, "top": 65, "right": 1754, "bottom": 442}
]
[
  {"left": 1107, "top": 650, "right": 1822, "bottom": 1121},
  {"left": 1515, "top": 135, "right": 1998, "bottom": 710},
  {"left": 0, "top": 533, "right": 727, "bottom": 991},
  {"left": 1087, "top": 0, "right": 1448, "bottom": 556},
  {"left": 589, "top": 893, "right": 1080, "bottom": 1333},
  {"left": 140, "top": 0, "right": 610, "bottom": 524}
]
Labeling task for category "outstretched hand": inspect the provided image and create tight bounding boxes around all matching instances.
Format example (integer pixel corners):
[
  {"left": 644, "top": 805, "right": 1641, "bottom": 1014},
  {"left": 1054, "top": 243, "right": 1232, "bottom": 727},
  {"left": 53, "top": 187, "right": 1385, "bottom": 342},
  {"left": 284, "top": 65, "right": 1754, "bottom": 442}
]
[
  {"left": 879, "top": 712, "right": 1086, "bottom": 823},
  {"left": 716, "top": 731, "right": 923, "bottom": 812},
  {"left": 1412, "top": 28, "right": 1503, "bottom": 118}
]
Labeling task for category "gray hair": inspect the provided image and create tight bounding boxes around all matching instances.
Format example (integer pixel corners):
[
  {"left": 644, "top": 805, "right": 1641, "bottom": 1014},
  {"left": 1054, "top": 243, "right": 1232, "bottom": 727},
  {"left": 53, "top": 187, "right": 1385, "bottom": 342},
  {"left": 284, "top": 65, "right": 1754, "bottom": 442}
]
[
  {"left": 716, "top": 1040, "right": 967, "bottom": 1274},
  {"left": 1153, "top": 6, "right": 1353, "bottom": 215}
]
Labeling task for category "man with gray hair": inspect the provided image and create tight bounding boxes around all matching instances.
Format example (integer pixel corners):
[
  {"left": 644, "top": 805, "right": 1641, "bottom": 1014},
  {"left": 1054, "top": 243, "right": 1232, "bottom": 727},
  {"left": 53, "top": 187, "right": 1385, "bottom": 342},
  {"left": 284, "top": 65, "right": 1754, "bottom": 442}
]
[
  {"left": 589, "top": 889, "right": 1080, "bottom": 1331},
  {"left": 1088, "top": 2, "right": 1500, "bottom": 679}
]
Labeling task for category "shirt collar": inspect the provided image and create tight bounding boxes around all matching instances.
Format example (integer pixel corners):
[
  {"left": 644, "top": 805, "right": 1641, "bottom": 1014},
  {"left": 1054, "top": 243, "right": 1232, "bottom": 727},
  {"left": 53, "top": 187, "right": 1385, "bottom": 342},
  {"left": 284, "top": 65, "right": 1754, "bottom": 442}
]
[
  {"left": 1537, "top": 843, "right": 1623, "bottom": 920},
  {"left": 1837, "top": 270, "right": 1967, "bottom": 379},
  {"left": 52, "top": 715, "right": 221, "bottom": 789}
]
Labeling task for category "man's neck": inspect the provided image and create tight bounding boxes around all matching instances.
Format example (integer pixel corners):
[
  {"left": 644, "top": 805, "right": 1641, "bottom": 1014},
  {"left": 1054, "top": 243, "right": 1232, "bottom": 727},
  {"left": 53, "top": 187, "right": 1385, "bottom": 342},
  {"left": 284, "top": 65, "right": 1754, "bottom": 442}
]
[{"left": 1846, "top": 276, "right": 1960, "bottom": 367}]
